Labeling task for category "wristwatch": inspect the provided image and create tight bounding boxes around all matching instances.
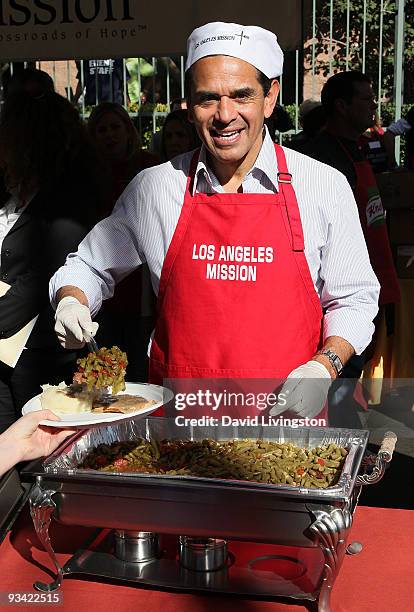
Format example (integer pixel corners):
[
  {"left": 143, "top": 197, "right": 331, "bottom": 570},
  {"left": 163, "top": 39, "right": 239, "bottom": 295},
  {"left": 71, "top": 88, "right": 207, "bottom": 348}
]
[{"left": 316, "top": 349, "right": 344, "bottom": 376}]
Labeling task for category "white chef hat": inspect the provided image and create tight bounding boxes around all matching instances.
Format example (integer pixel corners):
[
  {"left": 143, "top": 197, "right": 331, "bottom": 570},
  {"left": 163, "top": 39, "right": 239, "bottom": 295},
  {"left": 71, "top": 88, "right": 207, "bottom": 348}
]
[{"left": 185, "top": 22, "right": 283, "bottom": 79}]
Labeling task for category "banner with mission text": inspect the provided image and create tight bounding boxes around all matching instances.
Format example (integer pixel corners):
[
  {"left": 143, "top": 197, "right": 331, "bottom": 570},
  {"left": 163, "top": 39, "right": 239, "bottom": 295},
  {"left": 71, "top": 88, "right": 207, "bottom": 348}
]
[{"left": 0, "top": 0, "right": 302, "bottom": 61}]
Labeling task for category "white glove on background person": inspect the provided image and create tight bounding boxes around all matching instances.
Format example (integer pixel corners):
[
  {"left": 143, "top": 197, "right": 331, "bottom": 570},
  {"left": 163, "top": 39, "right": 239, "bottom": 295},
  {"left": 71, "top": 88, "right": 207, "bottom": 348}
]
[
  {"left": 54, "top": 296, "right": 99, "bottom": 349},
  {"left": 269, "top": 360, "right": 332, "bottom": 419}
]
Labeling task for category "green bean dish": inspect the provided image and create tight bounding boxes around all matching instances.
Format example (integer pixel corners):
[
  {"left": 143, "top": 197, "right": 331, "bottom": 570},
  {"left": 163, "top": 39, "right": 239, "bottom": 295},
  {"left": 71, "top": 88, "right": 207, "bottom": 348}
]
[
  {"left": 74, "top": 346, "right": 128, "bottom": 394},
  {"left": 80, "top": 439, "right": 348, "bottom": 488}
]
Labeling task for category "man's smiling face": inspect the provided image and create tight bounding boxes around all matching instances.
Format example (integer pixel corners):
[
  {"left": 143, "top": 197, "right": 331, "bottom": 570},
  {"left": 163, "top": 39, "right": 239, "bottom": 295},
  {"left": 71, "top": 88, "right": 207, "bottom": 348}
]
[{"left": 188, "top": 55, "right": 278, "bottom": 177}]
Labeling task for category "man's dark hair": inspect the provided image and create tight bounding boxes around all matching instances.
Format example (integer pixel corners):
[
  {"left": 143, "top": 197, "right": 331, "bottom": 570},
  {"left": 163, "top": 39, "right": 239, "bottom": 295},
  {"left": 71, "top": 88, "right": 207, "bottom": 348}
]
[
  {"left": 256, "top": 70, "right": 273, "bottom": 96},
  {"left": 302, "top": 105, "right": 327, "bottom": 137},
  {"left": 6, "top": 67, "right": 54, "bottom": 98},
  {"left": 185, "top": 64, "right": 273, "bottom": 101},
  {"left": 321, "top": 71, "right": 372, "bottom": 117}
]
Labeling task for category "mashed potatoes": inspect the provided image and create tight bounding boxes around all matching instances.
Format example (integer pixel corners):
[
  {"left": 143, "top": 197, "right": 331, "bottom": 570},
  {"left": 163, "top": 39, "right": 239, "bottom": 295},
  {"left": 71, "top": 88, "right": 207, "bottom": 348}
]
[{"left": 40, "top": 382, "right": 93, "bottom": 415}]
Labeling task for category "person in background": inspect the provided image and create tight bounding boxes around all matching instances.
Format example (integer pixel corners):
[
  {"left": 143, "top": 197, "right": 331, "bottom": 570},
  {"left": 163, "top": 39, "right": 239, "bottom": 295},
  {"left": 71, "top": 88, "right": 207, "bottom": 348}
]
[
  {"left": 4, "top": 67, "right": 54, "bottom": 99},
  {"left": 161, "top": 109, "right": 200, "bottom": 161},
  {"left": 0, "top": 411, "right": 75, "bottom": 478},
  {"left": 265, "top": 103, "right": 294, "bottom": 141},
  {"left": 303, "top": 71, "right": 400, "bottom": 426},
  {"left": 299, "top": 98, "right": 322, "bottom": 124},
  {"left": 88, "top": 103, "right": 159, "bottom": 381},
  {"left": 149, "top": 99, "right": 189, "bottom": 158},
  {"left": 50, "top": 23, "right": 379, "bottom": 424},
  {"left": 74, "top": 59, "right": 129, "bottom": 107},
  {"left": 88, "top": 102, "right": 159, "bottom": 215},
  {"left": 0, "top": 91, "right": 101, "bottom": 433},
  {"left": 289, "top": 99, "right": 326, "bottom": 151},
  {"left": 170, "top": 98, "right": 187, "bottom": 111},
  {"left": 0, "top": 67, "right": 56, "bottom": 212},
  {"left": 0, "top": 62, "right": 36, "bottom": 100}
]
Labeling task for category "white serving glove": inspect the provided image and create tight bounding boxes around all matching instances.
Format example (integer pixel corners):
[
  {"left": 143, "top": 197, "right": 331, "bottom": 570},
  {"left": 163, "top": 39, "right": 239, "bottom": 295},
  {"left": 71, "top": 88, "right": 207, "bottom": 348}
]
[
  {"left": 269, "top": 360, "right": 332, "bottom": 419},
  {"left": 54, "top": 296, "right": 99, "bottom": 349}
]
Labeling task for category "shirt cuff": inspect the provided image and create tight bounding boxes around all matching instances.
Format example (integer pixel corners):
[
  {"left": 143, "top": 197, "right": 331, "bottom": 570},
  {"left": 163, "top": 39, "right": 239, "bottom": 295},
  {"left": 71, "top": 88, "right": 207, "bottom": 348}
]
[
  {"left": 49, "top": 268, "right": 103, "bottom": 316},
  {"left": 322, "top": 309, "right": 377, "bottom": 355}
]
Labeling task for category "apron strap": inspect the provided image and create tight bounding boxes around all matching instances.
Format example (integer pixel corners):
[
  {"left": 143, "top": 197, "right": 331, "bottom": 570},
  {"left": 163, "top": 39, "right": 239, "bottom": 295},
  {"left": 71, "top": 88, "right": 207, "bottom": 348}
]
[
  {"left": 186, "top": 148, "right": 202, "bottom": 196},
  {"left": 274, "top": 144, "right": 304, "bottom": 252},
  {"left": 186, "top": 144, "right": 305, "bottom": 252}
]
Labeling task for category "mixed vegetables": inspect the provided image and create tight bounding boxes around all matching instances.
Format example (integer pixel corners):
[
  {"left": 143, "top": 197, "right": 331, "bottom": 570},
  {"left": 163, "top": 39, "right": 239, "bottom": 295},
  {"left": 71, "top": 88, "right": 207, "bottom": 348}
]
[
  {"left": 74, "top": 346, "right": 128, "bottom": 395},
  {"left": 79, "top": 439, "right": 348, "bottom": 489}
]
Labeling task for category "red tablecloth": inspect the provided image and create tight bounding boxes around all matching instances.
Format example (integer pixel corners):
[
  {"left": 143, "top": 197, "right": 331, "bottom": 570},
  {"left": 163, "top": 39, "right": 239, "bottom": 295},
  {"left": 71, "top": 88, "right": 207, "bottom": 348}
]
[{"left": 1, "top": 505, "right": 413, "bottom": 612}]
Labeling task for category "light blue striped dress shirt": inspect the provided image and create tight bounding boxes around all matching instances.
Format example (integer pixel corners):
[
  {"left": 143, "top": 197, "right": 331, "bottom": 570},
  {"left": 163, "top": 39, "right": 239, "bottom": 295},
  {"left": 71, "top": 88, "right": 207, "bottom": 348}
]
[{"left": 50, "top": 129, "right": 380, "bottom": 354}]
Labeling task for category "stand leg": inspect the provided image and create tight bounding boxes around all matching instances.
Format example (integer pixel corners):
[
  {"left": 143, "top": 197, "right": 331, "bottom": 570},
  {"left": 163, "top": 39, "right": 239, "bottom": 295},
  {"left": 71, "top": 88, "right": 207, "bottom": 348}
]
[
  {"left": 29, "top": 479, "right": 63, "bottom": 592},
  {"left": 308, "top": 507, "right": 352, "bottom": 612}
]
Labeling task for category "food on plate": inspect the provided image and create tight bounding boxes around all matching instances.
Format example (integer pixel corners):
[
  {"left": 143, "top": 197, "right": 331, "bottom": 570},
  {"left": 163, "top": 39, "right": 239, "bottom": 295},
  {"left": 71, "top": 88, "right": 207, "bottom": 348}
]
[
  {"left": 92, "top": 394, "right": 157, "bottom": 414},
  {"left": 39, "top": 385, "right": 156, "bottom": 416},
  {"left": 38, "top": 346, "right": 155, "bottom": 416},
  {"left": 40, "top": 382, "right": 93, "bottom": 414},
  {"left": 74, "top": 346, "right": 128, "bottom": 395},
  {"left": 79, "top": 439, "right": 348, "bottom": 488}
]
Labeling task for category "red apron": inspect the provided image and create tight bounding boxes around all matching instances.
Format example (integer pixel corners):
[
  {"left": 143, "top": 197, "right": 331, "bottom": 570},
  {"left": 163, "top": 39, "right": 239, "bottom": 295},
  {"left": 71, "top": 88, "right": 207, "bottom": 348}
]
[
  {"left": 149, "top": 144, "right": 324, "bottom": 418},
  {"left": 341, "top": 144, "right": 400, "bottom": 305}
]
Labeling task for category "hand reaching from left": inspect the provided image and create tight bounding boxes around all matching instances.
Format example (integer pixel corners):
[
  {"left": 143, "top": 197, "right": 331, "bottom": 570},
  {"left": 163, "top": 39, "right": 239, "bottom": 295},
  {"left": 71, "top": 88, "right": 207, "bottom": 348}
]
[{"left": 0, "top": 411, "right": 76, "bottom": 477}]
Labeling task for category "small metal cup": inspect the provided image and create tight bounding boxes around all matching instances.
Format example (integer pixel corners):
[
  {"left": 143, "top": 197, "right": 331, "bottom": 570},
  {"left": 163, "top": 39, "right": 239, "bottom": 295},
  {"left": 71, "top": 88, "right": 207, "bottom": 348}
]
[
  {"left": 114, "top": 530, "right": 160, "bottom": 563},
  {"left": 179, "top": 536, "right": 227, "bottom": 571}
]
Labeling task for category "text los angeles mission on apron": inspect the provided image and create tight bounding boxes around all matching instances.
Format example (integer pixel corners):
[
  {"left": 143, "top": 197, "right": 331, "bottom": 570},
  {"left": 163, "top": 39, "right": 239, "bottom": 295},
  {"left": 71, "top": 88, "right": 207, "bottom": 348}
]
[{"left": 149, "top": 144, "right": 326, "bottom": 420}]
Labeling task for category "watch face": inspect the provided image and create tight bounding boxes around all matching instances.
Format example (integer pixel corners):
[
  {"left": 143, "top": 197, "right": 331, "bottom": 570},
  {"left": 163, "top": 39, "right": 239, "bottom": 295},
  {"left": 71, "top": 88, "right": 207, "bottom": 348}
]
[{"left": 321, "top": 349, "right": 343, "bottom": 375}]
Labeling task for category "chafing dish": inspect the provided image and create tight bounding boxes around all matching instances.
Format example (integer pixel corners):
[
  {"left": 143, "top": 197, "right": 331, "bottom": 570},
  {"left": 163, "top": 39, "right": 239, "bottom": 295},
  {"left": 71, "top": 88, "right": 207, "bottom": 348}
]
[{"left": 23, "top": 418, "right": 396, "bottom": 612}]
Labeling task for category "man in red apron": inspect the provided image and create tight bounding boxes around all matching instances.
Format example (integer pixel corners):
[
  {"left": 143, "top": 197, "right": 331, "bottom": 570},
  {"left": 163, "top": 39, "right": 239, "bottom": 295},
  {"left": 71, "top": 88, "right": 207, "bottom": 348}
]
[{"left": 51, "top": 24, "right": 380, "bottom": 424}]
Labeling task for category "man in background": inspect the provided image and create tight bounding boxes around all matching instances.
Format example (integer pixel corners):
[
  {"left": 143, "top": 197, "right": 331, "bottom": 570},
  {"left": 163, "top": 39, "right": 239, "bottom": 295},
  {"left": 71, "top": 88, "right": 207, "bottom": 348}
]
[
  {"left": 74, "top": 59, "right": 129, "bottom": 107},
  {"left": 303, "top": 71, "right": 400, "bottom": 425}
]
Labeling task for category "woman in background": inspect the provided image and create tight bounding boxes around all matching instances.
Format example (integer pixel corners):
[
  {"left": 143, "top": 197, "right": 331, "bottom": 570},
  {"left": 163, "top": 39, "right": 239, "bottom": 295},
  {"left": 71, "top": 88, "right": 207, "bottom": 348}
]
[
  {"left": 0, "top": 91, "right": 101, "bottom": 432},
  {"left": 161, "top": 109, "right": 199, "bottom": 161},
  {"left": 88, "top": 103, "right": 159, "bottom": 381},
  {"left": 88, "top": 102, "right": 159, "bottom": 215}
]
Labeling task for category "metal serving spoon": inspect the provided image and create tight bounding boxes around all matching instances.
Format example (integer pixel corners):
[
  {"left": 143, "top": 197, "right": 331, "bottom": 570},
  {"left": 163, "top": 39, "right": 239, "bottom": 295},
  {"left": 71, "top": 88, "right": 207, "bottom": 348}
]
[{"left": 83, "top": 329, "right": 99, "bottom": 353}]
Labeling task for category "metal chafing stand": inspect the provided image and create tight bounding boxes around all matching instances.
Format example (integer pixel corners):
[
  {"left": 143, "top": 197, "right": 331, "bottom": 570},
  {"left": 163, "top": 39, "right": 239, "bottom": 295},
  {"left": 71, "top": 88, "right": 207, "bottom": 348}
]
[{"left": 24, "top": 418, "right": 397, "bottom": 612}]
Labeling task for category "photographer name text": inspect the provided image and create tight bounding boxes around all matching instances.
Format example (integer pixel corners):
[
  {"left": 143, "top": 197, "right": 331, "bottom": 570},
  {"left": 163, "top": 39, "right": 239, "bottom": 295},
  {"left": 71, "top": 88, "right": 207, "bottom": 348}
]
[{"left": 175, "top": 415, "right": 327, "bottom": 428}]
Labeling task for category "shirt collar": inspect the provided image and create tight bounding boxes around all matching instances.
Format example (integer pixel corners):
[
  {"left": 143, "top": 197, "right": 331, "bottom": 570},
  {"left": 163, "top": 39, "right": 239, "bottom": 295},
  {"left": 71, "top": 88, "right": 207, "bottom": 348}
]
[
  {"left": 4, "top": 188, "right": 36, "bottom": 215},
  {"left": 192, "top": 126, "right": 279, "bottom": 195}
]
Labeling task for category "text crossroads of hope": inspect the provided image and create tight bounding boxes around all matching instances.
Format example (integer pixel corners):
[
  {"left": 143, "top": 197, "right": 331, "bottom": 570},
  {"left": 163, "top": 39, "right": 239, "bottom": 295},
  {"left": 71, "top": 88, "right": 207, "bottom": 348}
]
[{"left": 192, "top": 243, "right": 274, "bottom": 282}]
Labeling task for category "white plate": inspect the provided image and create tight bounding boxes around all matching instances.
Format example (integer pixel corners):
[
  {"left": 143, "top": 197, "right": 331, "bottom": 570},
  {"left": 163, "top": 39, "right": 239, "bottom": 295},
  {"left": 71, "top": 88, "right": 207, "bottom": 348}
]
[{"left": 21, "top": 382, "right": 173, "bottom": 427}]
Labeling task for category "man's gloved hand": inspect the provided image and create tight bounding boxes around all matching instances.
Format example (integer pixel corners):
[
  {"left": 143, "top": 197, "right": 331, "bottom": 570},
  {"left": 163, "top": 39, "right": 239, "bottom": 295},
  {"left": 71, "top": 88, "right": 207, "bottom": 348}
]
[
  {"left": 54, "top": 296, "right": 99, "bottom": 349},
  {"left": 269, "top": 360, "right": 332, "bottom": 419}
]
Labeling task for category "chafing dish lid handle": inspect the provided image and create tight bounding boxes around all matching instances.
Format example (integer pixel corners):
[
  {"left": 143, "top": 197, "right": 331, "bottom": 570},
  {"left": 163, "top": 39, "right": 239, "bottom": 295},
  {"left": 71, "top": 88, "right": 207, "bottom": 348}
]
[{"left": 379, "top": 431, "right": 397, "bottom": 462}]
